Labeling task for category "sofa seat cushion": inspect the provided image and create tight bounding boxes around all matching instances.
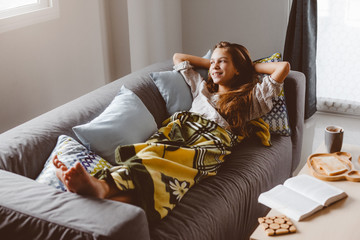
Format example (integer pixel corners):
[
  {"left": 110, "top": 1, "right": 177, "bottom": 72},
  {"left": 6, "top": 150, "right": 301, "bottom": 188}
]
[{"left": 150, "top": 135, "right": 292, "bottom": 240}]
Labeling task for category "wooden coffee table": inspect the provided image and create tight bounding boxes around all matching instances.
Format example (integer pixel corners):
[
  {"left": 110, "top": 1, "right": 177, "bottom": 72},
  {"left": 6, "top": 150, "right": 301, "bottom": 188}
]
[{"left": 250, "top": 143, "right": 360, "bottom": 240}]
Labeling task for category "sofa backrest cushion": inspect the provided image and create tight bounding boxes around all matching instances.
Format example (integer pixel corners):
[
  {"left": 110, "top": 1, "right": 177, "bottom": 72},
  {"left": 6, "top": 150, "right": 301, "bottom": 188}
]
[{"left": 0, "top": 61, "right": 172, "bottom": 178}]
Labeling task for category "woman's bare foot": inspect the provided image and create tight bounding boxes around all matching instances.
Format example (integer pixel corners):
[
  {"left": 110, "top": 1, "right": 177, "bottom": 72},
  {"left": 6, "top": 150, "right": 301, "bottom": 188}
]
[
  {"left": 52, "top": 155, "right": 110, "bottom": 198},
  {"left": 52, "top": 155, "right": 135, "bottom": 204}
]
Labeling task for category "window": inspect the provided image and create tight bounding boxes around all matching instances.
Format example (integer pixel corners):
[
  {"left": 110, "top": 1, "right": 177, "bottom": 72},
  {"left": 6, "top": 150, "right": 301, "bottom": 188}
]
[
  {"left": 0, "top": 0, "right": 59, "bottom": 33},
  {"left": 316, "top": 0, "right": 360, "bottom": 115}
]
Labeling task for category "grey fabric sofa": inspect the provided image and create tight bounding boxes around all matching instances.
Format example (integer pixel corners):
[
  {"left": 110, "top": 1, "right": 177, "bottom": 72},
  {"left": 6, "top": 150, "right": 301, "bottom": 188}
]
[{"left": 0, "top": 59, "right": 305, "bottom": 240}]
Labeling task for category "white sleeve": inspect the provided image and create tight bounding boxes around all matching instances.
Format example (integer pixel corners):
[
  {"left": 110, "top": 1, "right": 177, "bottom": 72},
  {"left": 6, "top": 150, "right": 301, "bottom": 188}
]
[
  {"left": 249, "top": 75, "right": 284, "bottom": 120},
  {"left": 173, "top": 61, "right": 192, "bottom": 71},
  {"left": 173, "top": 61, "right": 203, "bottom": 98}
]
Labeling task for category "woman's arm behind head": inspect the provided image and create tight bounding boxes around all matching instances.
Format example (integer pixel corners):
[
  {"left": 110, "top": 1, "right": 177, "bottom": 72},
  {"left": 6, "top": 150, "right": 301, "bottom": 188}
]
[
  {"left": 254, "top": 61, "right": 290, "bottom": 83},
  {"left": 173, "top": 53, "right": 210, "bottom": 69}
]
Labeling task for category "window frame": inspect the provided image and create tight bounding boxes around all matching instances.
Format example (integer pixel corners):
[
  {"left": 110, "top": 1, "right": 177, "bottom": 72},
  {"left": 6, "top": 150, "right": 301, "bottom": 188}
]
[{"left": 0, "top": 0, "right": 59, "bottom": 33}]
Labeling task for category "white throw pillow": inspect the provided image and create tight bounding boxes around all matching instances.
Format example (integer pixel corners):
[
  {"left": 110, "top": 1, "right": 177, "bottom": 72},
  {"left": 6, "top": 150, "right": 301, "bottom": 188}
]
[{"left": 73, "top": 86, "right": 157, "bottom": 164}]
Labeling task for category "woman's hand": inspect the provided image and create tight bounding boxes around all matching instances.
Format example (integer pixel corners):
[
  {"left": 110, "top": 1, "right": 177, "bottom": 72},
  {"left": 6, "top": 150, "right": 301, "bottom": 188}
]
[
  {"left": 173, "top": 53, "right": 210, "bottom": 69},
  {"left": 254, "top": 61, "right": 290, "bottom": 83}
]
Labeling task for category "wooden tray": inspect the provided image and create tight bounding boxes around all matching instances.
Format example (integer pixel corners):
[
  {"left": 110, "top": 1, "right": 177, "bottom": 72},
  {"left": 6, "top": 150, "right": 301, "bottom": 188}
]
[{"left": 307, "top": 152, "right": 360, "bottom": 182}]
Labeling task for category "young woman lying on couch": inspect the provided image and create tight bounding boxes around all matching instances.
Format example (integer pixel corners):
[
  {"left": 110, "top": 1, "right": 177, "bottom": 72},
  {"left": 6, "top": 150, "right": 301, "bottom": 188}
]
[{"left": 53, "top": 41, "right": 290, "bottom": 225}]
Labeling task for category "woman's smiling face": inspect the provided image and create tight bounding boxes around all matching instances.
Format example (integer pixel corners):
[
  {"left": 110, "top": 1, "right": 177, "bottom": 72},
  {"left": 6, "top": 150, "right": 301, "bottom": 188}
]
[{"left": 209, "top": 48, "right": 239, "bottom": 93}]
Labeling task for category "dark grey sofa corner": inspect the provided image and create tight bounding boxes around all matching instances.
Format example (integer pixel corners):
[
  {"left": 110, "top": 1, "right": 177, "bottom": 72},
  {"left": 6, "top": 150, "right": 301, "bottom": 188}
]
[{"left": 0, "top": 59, "right": 305, "bottom": 240}]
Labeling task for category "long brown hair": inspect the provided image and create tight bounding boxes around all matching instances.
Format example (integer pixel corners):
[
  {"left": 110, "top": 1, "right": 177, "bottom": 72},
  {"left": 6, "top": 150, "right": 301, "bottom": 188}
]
[{"left": 206, "top": 41, "right": 257, "bottom": 136}]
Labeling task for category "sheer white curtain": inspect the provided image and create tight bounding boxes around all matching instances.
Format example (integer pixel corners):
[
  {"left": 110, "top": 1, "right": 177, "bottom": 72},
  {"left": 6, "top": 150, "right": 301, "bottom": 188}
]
[{"left": 316, "top": 0, "right": 360, "bottom": 115}]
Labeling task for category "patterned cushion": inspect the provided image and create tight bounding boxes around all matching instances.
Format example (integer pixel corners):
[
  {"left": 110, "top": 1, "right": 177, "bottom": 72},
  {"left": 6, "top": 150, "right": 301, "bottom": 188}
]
[
  {"left": 36, "top": 135, "right": 112, "bottom": 191},
  {"left": 254, "top": 53, "right": 291, "bottom": 136},
  {"left": 254, "top": 52, "right": 282, "bottom": 63}
]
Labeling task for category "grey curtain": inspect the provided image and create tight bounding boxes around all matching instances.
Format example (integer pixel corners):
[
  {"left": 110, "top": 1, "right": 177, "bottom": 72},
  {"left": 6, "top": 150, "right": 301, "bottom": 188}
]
[{"left": 283, "top": 0, "right": 317, "bottom": 119}]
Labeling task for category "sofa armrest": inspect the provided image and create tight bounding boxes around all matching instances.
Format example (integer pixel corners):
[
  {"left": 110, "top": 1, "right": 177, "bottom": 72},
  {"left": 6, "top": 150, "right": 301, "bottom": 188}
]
[
  {"left": 0, "top": 170, "right": 150, "bottom": 240},
  {"left": 284, "top": 70, "right": 306, "bottom": 173}
]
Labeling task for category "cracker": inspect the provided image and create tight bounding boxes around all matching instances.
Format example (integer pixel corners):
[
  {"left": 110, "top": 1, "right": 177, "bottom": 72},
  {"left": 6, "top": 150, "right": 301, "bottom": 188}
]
[{"left": 257, "top": 215, "right": 297, "bottom": 236}]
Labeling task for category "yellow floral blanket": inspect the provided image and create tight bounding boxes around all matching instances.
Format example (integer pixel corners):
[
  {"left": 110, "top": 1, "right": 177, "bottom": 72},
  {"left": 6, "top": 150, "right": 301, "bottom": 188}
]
[{"left": 95, "top": 112, "right": 270, "bottom": 225}]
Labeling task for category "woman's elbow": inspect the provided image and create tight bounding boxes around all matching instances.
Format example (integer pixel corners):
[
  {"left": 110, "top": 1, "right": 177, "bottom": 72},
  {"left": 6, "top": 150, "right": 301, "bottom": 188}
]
[
  {"left": 283, "top": 61, "right": 291, "bottom": 75},
  {"left": 273, "top": 61, "right": 290, "bottom": 83},
  {"left": 279, "top": 61, "right": 290, "bottom": 79},
  {"left": 173, "top": 53, "right": 184, "bottom": 65}
]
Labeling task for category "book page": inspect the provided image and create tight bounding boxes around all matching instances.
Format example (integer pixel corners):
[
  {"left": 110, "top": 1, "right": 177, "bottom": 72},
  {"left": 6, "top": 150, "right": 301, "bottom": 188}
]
[
  {"left": 284, "top": 174, "right": 347, "bottom": 206},
  {"left": 258, "top": 185, "right": 323, "bottom": 221}
]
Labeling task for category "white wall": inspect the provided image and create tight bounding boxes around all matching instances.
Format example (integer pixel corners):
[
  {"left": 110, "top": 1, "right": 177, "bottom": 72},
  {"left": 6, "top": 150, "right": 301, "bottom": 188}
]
[
  {"left": 0, "top": 0, "right": 109, "bottom": 133},
  {"left": 125, "top": 0, "right": 291, "bottom": 71},
  {"left": 0, "top": 0, "right": 291, "bottom": 133},
  {"left": 127, "top": 0, "right": 182, "bottom": 72},
  {"left": 181, "top": 0, "right": 290, "bottom": 60},
  {"left": 106, "top": 0, "right": 131, "bottom": 79}
]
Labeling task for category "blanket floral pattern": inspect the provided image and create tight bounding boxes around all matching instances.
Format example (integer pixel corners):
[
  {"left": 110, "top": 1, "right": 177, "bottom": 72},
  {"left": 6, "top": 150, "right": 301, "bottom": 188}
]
[{"left": 95, "top": 112, "right": 270, "bottom": 225}]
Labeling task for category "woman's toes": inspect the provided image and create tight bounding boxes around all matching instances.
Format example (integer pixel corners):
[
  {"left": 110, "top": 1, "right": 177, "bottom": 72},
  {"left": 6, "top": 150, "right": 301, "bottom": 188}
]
[
  {"left": 74, "top": 162, "right": 86, "bottom": 174},
  {"left": 53, "top": 155, "right": 67, "bottom": 169},
  {"left": 52, "top": 155, "right": 59, "bottom": 166}
]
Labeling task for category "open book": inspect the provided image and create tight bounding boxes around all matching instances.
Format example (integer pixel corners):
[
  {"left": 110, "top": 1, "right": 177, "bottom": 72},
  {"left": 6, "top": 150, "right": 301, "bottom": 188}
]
[{"left": 258, "top": 174, "right": 347, "bottom": 221}]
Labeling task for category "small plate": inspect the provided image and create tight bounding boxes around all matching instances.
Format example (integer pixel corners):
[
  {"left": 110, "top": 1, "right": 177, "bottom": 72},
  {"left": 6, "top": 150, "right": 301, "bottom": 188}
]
[{"left": 307, "top": 152, "right": 360, "bottom": 182}]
